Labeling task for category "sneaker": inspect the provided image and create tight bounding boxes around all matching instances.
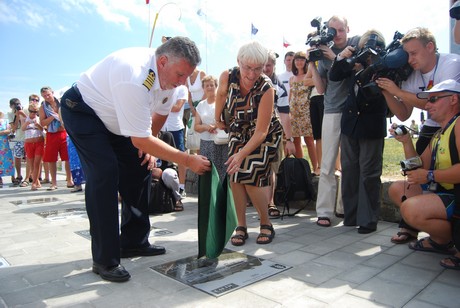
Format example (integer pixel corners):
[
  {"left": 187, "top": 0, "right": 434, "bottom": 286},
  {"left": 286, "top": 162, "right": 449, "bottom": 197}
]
[{"left": 179, "top": 188, "right": 186, "bottom": 198}]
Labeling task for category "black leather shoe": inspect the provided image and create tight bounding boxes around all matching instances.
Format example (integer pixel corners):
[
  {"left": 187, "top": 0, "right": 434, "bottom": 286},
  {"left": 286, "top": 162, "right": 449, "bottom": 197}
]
[
  {"left": 120, "top": 245, "right": 166, "bottom": 258},
  {"left": 92, "top": 263, "right": 130, "bottom": 282},
  {"left": 358, "top": 226, "right": 377, "bottom": 234}
]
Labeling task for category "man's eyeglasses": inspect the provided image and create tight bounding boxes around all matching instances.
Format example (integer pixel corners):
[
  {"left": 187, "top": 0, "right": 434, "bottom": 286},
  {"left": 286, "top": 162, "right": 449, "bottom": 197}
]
[
  {"left": 28, "top": 110, "right": 38, "bottom": 114},
  {"left": 29, "top": 98, "right": 39, "bottom": 102},
  {"left": 426, "top": 94, "right": 453, "bottom": 103},
  {"left": 240, "top": 63, "right": 263, "bottom": 74}
]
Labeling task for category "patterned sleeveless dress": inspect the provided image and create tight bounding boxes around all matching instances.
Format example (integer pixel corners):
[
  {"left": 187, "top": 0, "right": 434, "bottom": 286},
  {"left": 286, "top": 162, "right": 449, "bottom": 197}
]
[
  {"left": 290, "top": 80, "right": 313, "bottom": 137},
  {"left": 226, "top": 67, "right": 283, "bottom": 187}
]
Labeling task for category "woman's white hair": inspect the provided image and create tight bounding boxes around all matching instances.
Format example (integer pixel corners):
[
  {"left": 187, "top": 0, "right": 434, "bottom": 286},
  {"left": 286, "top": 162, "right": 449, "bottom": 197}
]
[{"left": 237, "top": 41, "right": 268, "bottom": 66}]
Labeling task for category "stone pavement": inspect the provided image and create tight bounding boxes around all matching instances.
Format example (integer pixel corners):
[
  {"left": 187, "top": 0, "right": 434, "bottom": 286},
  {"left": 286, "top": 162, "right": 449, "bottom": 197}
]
[{"left": 0, "top": 170, "right": 458, "bottom": 307}]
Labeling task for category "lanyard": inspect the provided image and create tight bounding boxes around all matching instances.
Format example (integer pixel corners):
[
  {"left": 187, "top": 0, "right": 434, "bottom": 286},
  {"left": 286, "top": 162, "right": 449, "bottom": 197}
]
[
  {"left": 430, "top": 112, "right": 460, "bottom": 169},
  {"left": 420, "top": 54, "right": 439, "bottom": 91}
]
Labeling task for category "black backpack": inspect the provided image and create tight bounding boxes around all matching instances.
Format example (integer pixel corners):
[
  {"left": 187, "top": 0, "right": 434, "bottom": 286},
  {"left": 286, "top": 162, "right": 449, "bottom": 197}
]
[
  {"left": 148, "top": 179, "right": 175, "bottom": 214},
  {"left": 274, "top": 156, "right": 316, "bottom": 217}
]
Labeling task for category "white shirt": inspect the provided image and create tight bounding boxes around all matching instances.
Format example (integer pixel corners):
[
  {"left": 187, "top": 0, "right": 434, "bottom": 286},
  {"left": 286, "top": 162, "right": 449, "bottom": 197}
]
[
  {"left": 77, "top": 47, "right": 175, "bottom": 138},
  {"left": 402, "top": 53, "right": 460, "bottom": 127},
  {"left": 278, "top": 70, "right": 294, "bottom": 97},
  {"left": 195, "top": 99, "right": 215, "bottom": 141},
  {"left": 162, "top": 85, "right": 188, "bottom": 132}
]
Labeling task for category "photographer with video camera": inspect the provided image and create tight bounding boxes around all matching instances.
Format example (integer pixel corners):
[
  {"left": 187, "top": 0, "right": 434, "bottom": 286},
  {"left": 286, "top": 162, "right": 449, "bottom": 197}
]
[
  {"left": 376, "top": 27, "right": 460, "bottom": 156},
  {"left": 328, "top": 30, "right": 388, "bottom": 234},
  {"left": 307, "top": 15, "right": 360, "bottom": 227},
  {"left": 388, "top": 80, "right": 460, "bottom": 269}
]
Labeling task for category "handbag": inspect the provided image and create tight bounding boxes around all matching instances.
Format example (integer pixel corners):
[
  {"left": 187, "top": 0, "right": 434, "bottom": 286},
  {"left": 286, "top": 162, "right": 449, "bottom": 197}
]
[
  {"left": 214, "top": 129, "right": 229, "bottom": 145},
  {"left": 186, "top": 117, "right": 201, "bottom": 151}
]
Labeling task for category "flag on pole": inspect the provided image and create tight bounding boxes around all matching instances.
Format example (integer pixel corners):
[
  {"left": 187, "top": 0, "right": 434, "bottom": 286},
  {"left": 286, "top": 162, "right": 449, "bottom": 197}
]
[
  {"left": 197, "top": 8, "right": 205, "bottom": 16},
  {"left": 283, "top": 37, "right": 291, "bottom": 48},
  {"left": 251, "top": 23, "right": 258, "bottom": 35}
]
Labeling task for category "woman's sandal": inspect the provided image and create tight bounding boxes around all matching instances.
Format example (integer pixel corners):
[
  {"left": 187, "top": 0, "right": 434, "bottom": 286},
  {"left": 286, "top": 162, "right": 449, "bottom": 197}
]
[
  {"left": 409, "top": 237, "right": 456, "bottom": 255},
  {"left": 268, "top": 205, "right": 281, "bottom": 218},
  {"left": 231, "top": 226, "right": 248, "bottom": 246},
  {"left": 391, "top": 231, "right": 418, "bottom": 244},
  {"left": 19, "top": 181, "right": 29, "bottom": 187},
  {"left": 256, "top": 224, "right": 275, "bottom": 245},
  {"left": 316, "top": 217, "right": 331, "bottom": 227},
  {"left": 440, "top": 255, "right": 460, "bottom": 270}
]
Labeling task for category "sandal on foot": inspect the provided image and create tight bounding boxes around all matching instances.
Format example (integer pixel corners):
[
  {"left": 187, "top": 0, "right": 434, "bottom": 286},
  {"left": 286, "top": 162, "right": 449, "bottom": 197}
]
[
  {"left": 174, "top": 200, "right": 184, "bottom": 212},
  {"left": 391, "top": 231, "right": 418, "bottom": 244},
  {"left": 268, "top": 205, "right": 281, "bottom": 218},
  {"left": 19, "top": 181, "right": 29, "bottom": 187},
  {"left": 409, "top": 237, "right": 456, "bottom": 255},
  {"left": 440, "top": 256, "right": 460, "bottom": 270},
  {"left": 231, "top": 226, "right": 248, "bottom": 246},
  {"left": 316, "top": 217, "right": 331, "bottom": 227},
  {"left": 47, "top": 185, "right": 58, "bottom": 191},
  {"left": 256, "top": 224, "right": 275, "bottom": 244}
]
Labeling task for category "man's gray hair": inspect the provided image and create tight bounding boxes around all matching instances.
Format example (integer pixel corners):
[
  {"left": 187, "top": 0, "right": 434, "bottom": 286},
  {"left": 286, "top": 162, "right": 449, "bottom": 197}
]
[
  {"left": 237, "top": 41, "right": 268, "bottom": 66},
  {"left": 156, "top": 36, "right": 201, "bottom": 67}
]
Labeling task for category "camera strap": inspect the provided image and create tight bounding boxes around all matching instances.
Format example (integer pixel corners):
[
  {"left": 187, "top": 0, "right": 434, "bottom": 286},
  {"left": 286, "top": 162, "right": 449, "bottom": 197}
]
[{"left": 420, "top": 54, "right": 439, "bottom": 91}]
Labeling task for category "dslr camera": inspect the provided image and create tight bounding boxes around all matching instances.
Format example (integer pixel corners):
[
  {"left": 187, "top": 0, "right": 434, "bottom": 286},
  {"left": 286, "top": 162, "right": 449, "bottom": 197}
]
[
  {"left": 345, "top": 33, "right": 381, "bottom": 69},
  {"left": 355, "top": 31, "right": 413, "bottom": 99},
  {"left": 306, "top": 17, "right": 337, "bottom": 62},
  {"left": 400, "top": 156, "right": 422, "bottom": 175}
]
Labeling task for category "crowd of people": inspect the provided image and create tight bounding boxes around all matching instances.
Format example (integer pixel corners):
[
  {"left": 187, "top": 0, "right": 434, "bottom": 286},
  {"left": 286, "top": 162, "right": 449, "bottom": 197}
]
[{"left": 2, "top": 7, "right": 460, "bottom": 283}]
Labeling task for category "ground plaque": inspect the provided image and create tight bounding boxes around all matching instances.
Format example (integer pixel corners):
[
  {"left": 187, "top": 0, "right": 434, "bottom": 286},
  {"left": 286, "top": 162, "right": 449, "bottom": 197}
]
[{"left": 151, "top": 249, "right": 291, "bottom": 297}]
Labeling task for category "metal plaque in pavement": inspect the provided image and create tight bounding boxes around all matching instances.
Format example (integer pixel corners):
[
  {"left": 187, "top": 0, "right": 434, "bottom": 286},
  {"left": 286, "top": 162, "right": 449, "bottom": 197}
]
[
  {"left": 151, "top": 248, "right": 291, "bottom": 297},
  {"left": 35, "top": 207, "right": 87, "bottom": 221},
  {"left": 10, "top": 197, "right": 60, "bottom": 206}
]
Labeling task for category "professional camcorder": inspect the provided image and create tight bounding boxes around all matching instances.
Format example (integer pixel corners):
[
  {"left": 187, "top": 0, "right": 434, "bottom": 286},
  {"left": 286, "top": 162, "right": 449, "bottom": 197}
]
[
  {"left": 400, "top": 156, "right": 422, "bottom": 175},
  {"left": 306, "top": 17, "right": 337, "bottom": 62},
  {"left": 355, "top": 31, "right": 413, "bottom": 99}
]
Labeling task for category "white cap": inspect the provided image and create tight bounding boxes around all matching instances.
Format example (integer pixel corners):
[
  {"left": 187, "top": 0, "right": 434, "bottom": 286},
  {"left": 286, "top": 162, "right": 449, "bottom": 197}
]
[{"left": 417, "top": 79, "right": 460, "bottom": 99}]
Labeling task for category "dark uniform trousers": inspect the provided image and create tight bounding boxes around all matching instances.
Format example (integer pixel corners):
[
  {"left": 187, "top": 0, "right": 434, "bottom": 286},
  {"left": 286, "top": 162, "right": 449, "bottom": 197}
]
[{"left": 61, "top": 86, "right": 151, "bottom": 267}]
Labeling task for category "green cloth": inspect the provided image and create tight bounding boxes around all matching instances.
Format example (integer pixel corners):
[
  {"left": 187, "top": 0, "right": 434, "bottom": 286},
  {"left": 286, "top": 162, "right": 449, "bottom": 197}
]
[{"left": 198, "top": 163, "right": 237, "bottom": 259}]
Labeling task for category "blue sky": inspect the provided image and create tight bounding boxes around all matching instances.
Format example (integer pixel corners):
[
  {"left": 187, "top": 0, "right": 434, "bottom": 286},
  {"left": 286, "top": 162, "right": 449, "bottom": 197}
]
[{"left": 0, "top": 0, "right": 452, "bottom": 126}]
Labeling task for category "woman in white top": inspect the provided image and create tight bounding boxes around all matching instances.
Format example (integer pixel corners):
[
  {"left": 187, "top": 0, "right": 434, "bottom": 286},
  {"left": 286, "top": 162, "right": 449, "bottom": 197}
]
[
  {"left": 21, "top": 100, "right": 44, "bottom": 190},
  {"left": 194, "top": 75, "right": 227, "bottom": 182}
]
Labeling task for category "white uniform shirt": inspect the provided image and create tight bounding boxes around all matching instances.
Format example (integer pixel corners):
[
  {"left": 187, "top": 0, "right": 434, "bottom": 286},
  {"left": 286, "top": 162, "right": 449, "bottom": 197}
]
[
  {"left": 195, "top": 99, "right": 215, "bottom": 141},
  {"left": 162, "top": 85, "right": 188, "bottom": 132},
  {"left": 402, "top": 53, "right": 460, "bottom": 127},
  {"left": 77, "top": 47, "right": 175, "bottom": 137}
]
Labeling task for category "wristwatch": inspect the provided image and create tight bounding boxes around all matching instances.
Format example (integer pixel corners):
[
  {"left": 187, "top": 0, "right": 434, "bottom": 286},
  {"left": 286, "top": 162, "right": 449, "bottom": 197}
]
[
  {"left": 287, "top": 137, "right": 294, "bottom": 142},
  {"left": 427, "top": 170, "right": 435, "bottom": 182}
]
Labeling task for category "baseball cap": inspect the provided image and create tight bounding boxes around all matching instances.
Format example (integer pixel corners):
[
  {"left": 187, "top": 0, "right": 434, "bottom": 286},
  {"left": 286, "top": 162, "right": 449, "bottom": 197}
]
[{"left": 416, "top": 79, "right": 460, "bottom": 99}]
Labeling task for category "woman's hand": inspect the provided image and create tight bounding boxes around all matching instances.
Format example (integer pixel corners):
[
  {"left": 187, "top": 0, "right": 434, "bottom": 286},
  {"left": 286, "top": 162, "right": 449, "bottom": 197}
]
[
  {"left": 225, "top": 152, "right": 244, "bottom": 175},
  {"left": 284, "top": 141, "right": 296, "bottom": 156}
]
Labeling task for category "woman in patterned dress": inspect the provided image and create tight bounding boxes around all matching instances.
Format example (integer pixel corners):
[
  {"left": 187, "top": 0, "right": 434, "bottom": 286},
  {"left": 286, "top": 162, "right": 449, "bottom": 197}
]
[
  {"left": 289, "top": 51, "right": 319, "bottom": 174},
  {"left": 215, "top": 41, "right": 283, "bottom": 246}
]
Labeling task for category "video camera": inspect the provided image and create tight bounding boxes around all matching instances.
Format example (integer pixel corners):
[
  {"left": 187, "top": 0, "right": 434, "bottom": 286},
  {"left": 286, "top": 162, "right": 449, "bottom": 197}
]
[
  {"left": 400, "top": 156, "right": 422, "bottom": 176},
  {"left": 305, "top": 17, "right": 337, "bottom": 62},
  {"left": 354, "top": 31, "right": 413, "bottom": 99},
  {"left": 451, "top": 1, "right": 460, "bottom": 20}
]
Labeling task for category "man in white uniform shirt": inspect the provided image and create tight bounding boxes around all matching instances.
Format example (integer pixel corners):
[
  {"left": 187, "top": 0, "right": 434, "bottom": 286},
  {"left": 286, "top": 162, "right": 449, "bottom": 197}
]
[
  {"left": 60, "top": 37, "right": 211, "bottom": 283},
  {"left": 277, "top": 51, "right": 294, "bottom": 97}
]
